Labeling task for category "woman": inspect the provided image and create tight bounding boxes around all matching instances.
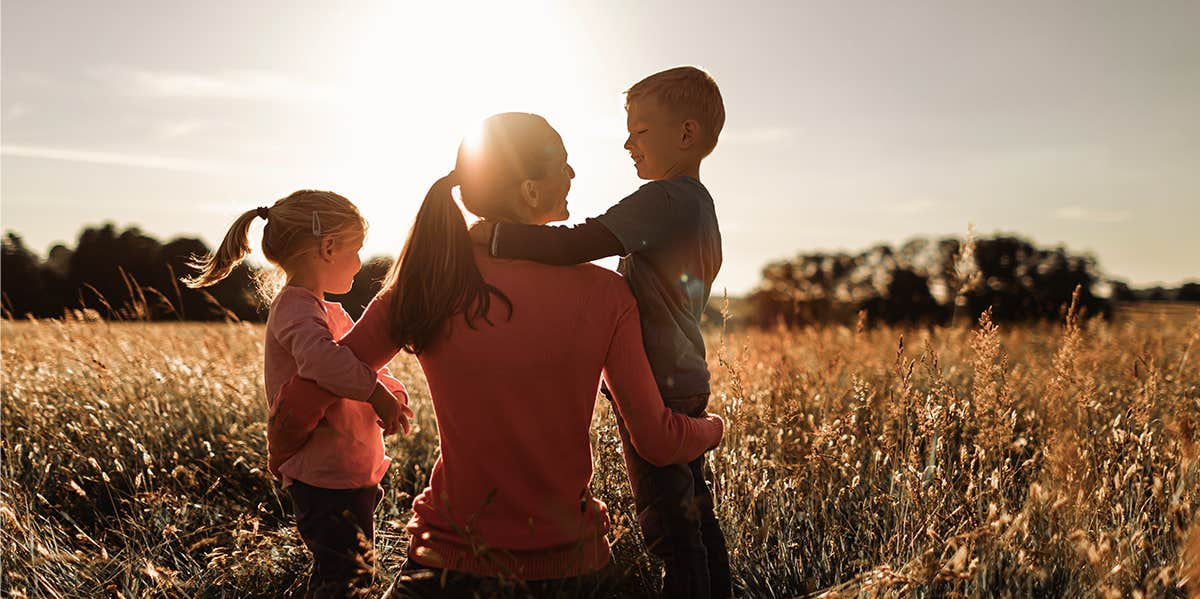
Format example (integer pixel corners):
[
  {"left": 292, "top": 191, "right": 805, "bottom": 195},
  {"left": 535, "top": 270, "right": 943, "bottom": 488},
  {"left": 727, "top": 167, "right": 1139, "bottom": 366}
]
[{"left": 273, "top": 113, "right": 724, "bottom": 598}]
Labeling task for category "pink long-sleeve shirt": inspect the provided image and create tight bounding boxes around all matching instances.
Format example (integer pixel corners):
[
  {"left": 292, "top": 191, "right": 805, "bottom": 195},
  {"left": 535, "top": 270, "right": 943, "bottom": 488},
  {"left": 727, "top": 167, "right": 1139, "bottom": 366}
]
[
  {"left": 264, "top": 286, "right": 406, "bottom": 489},
  {"left": 271, "top": 249, "right": 723, "bottom": 580}
]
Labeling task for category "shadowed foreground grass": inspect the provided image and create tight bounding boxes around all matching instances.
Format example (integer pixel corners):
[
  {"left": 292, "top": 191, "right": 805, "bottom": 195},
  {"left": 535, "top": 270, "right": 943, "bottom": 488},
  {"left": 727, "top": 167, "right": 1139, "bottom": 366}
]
[{"left": 2, "top": 304, "right": 1199, "bottom": 597}]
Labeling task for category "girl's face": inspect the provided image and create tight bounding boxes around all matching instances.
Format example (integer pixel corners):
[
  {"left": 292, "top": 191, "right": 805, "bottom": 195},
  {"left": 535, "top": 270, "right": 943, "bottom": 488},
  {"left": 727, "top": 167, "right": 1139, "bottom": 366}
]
[{"left": 325, "top": 232, "right": 363, "bottom": 294}]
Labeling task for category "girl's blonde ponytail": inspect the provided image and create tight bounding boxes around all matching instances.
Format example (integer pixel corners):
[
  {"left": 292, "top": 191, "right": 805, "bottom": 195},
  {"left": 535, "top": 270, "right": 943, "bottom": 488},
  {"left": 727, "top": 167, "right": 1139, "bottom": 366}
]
[
  {"left": 183, "top": 191, "right": 363, "bottom": 300},
  {"left": 183, "top": 208, "right": 263, "bottom": 288}
]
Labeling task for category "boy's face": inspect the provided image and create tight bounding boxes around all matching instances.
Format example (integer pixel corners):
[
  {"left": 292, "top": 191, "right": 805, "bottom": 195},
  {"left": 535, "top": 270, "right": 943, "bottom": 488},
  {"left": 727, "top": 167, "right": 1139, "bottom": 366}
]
[{"left": 624, "top": 98, "right": 684, "bottom": 180}]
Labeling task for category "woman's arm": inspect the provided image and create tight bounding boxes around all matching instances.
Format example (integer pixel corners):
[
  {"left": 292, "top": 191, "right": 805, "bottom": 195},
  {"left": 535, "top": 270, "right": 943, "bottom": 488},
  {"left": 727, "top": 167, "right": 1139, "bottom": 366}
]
[
  {"left": 601, "top": 299, "right": 723, "bottom": 467},
  {"left": 338, "top": 290, "right": 403, "bottom": 371}
]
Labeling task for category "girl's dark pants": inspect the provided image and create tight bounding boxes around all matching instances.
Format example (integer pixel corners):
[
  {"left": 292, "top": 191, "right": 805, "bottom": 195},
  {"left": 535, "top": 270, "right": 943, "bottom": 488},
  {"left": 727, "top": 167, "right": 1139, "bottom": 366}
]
[
  {"left": 287, "top": 480, "right": 383, "bottom": 599},
  {"left": 605, "top": 389, "right": 732, "bottom": 599},
  {"left": 384, "top": 558, "right": 618, "bottom": 598}
]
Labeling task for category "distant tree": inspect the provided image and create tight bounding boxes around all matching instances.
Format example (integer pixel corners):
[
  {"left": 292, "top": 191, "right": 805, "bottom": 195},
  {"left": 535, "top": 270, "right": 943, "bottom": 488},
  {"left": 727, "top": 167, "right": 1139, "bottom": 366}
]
[
  {"left": 1107, "top": 281, "right": 1137, "bottom": 303},
  {"left": 752, "top": 234, "right": 1115, "bottom": 327},
  {"left": 1137, "top": 287, "right": 1170, "bottom": 301},
  {"left": 64, "top": 224, "right": 147, "bottom": 317},
  {"left": 1, "top": 233, "right": 49, "bottom": 318},
  {"left": 45, "top": 244, "right": 72, "bottom": 277},
  {"left": 158, "top": 237, "right": 263, "bottom": 321},
  {"left": 1178, "top": 282, "right": 1200, "bottom": 302},
  {"left": 157, "top": 238, "right": 215, "bottom": 319},
  {"left": 0, "top": 223, "right": 267, "bottom": 322},
  {"left": 876, "top": 268, "right": 940, "bottom": 324}
]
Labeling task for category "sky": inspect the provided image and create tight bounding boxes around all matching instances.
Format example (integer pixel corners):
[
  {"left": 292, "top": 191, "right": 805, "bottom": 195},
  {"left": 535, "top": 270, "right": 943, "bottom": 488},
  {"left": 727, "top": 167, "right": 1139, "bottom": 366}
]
[{"left": 3, "top": 0, "right": 1198, "bottom": 295}]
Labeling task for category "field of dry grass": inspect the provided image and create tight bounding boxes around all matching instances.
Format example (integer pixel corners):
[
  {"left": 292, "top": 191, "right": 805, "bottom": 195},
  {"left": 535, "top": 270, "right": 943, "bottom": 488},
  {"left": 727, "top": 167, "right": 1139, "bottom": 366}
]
[{"left": 2, "top": 301, "right": 1199, "bottom": 597}]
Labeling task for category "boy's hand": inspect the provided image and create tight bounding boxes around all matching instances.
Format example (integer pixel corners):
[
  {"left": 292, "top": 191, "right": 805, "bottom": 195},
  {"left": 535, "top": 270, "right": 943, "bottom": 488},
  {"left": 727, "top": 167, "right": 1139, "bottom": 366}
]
[
  {"left": 468, "top": 220, "right": 495, "bottom": 248},
  {"left": 368, "top": 383, "right": 413, "bottom": 436}
]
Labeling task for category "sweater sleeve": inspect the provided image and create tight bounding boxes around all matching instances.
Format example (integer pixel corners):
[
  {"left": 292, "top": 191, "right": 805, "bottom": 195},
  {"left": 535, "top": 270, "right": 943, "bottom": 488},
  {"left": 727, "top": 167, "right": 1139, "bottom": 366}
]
[
  {"left": 377, "top": 367, "right": 409, "bottom": 405},
  {"left": 266, "top": 292, "right": 404, "bottom": 477},
  {"left": 601, "top": 292, "right": 723, "bottom": 466},
  {"left": 490, "top": 218, "right": 625, "bottom": 265},
  {"left": 339, "top": 290, "right": 403, "bottom": 371},
  {"left": 271, "top": 292, "right": 378, "bottom": 402}
]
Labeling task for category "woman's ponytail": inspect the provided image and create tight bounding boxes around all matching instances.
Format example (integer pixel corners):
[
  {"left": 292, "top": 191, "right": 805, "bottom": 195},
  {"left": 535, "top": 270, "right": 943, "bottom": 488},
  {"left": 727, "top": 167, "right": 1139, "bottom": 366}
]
[
  {"left": 381, "top": 113, "right": 559, "bottom": 353},
  {"left": 183, "top": 208, "right": 264, "bottom": 288},
  {"left": 383, "top": 172, "right": 511, "bottom": 355}
]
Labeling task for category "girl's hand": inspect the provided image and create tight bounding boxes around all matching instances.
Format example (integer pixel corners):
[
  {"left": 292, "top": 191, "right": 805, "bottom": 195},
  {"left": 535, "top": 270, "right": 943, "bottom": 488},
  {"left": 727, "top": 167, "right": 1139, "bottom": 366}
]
[{"left": 368, "top": 383, "right": 413, "bottom": 436}]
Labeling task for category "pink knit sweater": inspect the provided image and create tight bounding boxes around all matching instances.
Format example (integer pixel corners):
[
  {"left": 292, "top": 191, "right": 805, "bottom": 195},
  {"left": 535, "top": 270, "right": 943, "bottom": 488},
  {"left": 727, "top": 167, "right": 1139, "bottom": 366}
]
[{"left": 263, "top": 286, "right": 407, "bottom": 489}]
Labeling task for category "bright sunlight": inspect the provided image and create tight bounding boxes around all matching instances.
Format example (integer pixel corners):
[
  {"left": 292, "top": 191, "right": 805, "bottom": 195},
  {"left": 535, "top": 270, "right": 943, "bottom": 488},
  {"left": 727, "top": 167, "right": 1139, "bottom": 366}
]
[{"left": 329, "top": 1, "right": 595, "bottom": 243}]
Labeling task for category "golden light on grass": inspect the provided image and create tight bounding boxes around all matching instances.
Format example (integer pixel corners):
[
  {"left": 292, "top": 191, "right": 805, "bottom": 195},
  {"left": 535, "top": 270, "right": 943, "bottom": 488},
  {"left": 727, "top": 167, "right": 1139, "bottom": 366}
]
[{"left": 2, "top": 307, "right": 1197, "bottom": 595}]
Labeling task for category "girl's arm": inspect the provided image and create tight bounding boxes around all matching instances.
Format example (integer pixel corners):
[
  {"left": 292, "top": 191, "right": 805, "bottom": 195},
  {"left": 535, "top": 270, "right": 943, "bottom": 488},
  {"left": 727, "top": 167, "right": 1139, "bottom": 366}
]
[
  {"left": 268, "top": 381, "right": 400, "bottom": 476},
  {"left": 271, "top": 292, "right": 379, "bottom": 401},
  {"left": 267, "top": 291, "right": 404, "bottom": 475},
  {"left": 273, "top": 291, "right": 401, "bottom": 409},
  {"left": 377, "top": 367, "right": 410, "bottom": 414},
  {"left": 601, "top": 294, "right": 723, "bottom": 466}
]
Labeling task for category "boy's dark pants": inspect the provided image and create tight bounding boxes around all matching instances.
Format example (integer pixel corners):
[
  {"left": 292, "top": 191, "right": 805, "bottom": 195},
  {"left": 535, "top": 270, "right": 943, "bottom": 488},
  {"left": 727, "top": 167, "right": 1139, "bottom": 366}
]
[
  {"left": 287, "top": 481, "right": 383, "bottom": 599},
  {"left": 605, "top": 389, "right": 732, "bottom": 599}
]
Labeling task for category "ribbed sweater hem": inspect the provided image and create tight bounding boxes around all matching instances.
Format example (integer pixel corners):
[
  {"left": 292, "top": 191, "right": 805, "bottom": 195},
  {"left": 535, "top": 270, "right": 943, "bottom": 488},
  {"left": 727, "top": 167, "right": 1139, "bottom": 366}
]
[{"left": 407, "top": 531, "right": 612, "bottom": 581}]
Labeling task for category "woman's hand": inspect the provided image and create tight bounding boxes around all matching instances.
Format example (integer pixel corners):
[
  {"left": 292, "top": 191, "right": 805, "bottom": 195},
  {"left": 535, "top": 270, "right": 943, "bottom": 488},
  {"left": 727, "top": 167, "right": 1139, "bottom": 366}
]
[{"left": 704, "top": 413, "right": 725, "bottom": 451}]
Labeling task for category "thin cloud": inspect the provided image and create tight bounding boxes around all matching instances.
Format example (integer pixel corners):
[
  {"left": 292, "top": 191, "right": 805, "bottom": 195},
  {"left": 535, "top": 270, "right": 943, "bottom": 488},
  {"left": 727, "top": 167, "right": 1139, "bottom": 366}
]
[
  {"left": 2, "top": 144, "right": 224, "bottom": 173},
  {"left": 92, "top": 66, "right": 339, "bottom": 104},
  {"left": 154, "top": 120, "right": 207, "bottom": 140},
  {"left": 1053, "top": 205, "right": 1132, "bottom": 223}
]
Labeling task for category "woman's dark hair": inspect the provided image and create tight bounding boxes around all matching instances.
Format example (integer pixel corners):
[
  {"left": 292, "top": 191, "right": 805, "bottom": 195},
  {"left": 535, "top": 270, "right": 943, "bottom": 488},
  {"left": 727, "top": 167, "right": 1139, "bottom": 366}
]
[{"left": 382, "top": 112, "right": 563, "bottom": 354}]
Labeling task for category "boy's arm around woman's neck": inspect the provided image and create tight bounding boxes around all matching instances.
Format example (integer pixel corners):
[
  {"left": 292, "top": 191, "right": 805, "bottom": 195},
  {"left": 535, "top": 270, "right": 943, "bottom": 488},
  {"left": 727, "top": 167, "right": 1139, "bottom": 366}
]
[{"left": 489, "top": 218, "right": 625, "bottom": 266}]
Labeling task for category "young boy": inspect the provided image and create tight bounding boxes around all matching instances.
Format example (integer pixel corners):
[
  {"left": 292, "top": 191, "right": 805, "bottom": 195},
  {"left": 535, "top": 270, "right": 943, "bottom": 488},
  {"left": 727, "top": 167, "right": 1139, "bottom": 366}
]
[{"left": 470, "top": 66, "right": 730, "bottom": 599}]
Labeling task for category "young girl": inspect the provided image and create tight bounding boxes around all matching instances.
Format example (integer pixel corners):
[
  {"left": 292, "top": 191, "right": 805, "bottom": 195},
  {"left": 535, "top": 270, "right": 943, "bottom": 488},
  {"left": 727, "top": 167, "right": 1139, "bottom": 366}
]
[{"left": 185, "top": 189, "right": 412, "bottom": 597}]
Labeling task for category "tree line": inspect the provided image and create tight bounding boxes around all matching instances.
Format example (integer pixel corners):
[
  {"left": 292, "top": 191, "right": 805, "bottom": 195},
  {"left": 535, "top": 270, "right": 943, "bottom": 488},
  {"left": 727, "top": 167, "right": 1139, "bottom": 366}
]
[
  {"left": 1, "top": 224, "right": 391, "bottom": 322},
  {"left": 750, "top": 234, "right": 1200, "bottom": 327},
  {"left": 2, "top": 224, "right": 1195, "bottom": 325}
]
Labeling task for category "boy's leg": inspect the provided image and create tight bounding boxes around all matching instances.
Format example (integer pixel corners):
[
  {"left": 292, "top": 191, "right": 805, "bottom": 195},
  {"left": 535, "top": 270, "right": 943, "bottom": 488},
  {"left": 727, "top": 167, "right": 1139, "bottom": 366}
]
[
  {"left": 385, "top": 559, "right": 618, "bottom": 599},
  {"left": 385, "top": 559, "right": 533, "bottom": 599},
  {"left": 606, "top": 389, "right": 711, "bottom": 599},
  {"left": 690, "top": 453, "right": 732, "bottom": 599},
  {"left": 384, "top": 558, "right": 486, "bottom": 598},
  {"left": 526, "top": 560, "right": 621, "bottom": 599},
  {"left": 288, "top": 481, "right": 383, "bottom": 598}
]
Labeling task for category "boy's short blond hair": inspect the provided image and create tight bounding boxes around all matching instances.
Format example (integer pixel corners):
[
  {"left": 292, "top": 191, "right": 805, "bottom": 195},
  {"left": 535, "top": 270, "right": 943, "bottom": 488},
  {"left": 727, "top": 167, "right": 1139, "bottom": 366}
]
[{"left": 625, "top": 66, "right": 725, "bottom": 156}]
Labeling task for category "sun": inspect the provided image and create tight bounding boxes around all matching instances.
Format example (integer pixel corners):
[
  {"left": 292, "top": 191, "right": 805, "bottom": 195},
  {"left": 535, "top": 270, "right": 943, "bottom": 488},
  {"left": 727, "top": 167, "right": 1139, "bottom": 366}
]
[{"left": 317, "top": 1, "right": 586, "bottom": 255}]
